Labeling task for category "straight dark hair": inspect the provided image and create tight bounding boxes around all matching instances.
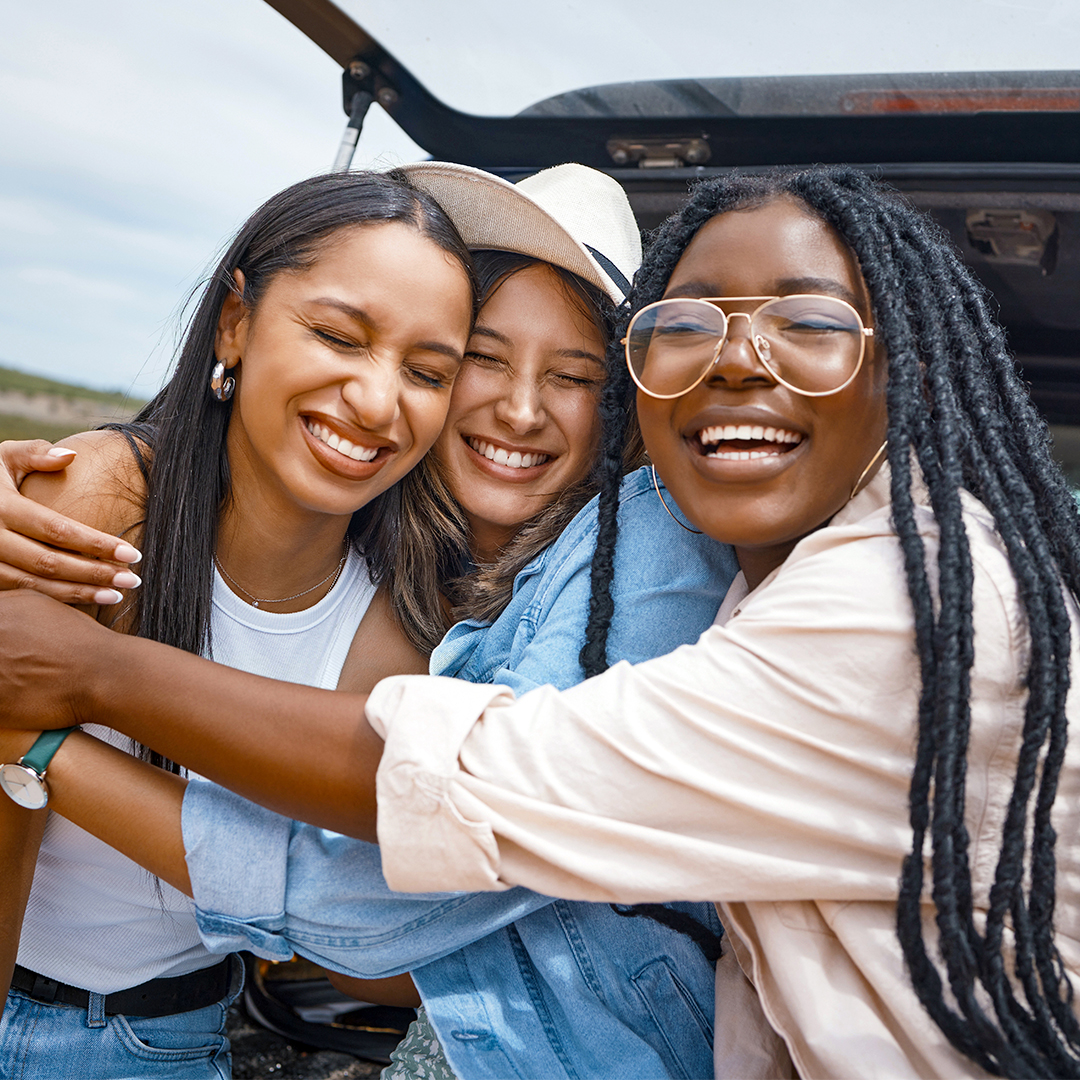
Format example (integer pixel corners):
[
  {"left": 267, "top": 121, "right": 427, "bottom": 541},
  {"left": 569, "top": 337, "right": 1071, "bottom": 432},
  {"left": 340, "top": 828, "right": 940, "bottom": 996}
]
[
  {"left": 582, "top": 166, "right": 1080, "bottom": 1076},
  {"left": 109, "top": 170, "right": 476, "bottom": 767}
]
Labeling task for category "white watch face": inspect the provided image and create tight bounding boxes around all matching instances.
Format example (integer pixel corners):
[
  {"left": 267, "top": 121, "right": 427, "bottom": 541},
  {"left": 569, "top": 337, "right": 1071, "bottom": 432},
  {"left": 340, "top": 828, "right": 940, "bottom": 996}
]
[{"left": 0, "top": 762, "right": 48, "bottom": 810}]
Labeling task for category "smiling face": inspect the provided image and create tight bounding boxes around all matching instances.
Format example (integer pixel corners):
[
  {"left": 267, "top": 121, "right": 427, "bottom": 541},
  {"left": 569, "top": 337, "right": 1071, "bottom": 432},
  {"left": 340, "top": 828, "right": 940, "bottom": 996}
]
[
  {"left": 217, "top": 221, "right": 473, "bottom": 530},
  {"left": 637, "top": 197, "right": 888, "bottom": 588},
  {"left": 435, "top": 262, "right": 606, "bottom": 561}
]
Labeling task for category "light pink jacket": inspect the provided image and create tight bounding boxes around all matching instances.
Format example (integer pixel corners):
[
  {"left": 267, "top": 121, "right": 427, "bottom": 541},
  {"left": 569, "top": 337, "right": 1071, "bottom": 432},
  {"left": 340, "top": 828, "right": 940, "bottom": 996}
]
[{"left": 368, "top": 469, "right": 1080, "bottom": 1079}]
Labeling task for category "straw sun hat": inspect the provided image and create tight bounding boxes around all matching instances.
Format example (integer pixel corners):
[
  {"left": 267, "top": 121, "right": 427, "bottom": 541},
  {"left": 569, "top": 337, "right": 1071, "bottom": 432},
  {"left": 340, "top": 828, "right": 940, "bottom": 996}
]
[{"left": 398, "top": 161, "right": 642, "bottom": 303}]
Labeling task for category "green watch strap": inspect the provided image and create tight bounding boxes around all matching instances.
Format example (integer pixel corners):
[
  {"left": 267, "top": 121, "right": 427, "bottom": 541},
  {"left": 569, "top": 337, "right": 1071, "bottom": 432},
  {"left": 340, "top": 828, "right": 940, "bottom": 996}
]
[{"left": 20, "top": 727, "right": 78, "bottom": 775}]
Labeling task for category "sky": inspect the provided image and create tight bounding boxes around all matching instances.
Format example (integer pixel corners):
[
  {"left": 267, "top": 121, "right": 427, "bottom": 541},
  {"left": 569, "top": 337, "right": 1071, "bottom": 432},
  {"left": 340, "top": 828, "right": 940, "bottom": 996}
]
[{"left": 1, "top": 0, "right": 1078, "bottom": 398}]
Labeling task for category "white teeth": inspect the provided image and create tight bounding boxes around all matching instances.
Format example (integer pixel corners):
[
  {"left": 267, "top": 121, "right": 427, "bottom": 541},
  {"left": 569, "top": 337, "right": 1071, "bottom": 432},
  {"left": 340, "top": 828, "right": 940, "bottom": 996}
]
[
  {"left": 305, "top": 418, "right": 378, "bottom": 462},
  {"left": 468, "top": 438, "right": 550, "bottom": 470},
  {"left": 706, "top": 448, "right": 784, "bottom": 460},
  {"left": 697, "top": 423, "right": 802, "bottom": 448}
]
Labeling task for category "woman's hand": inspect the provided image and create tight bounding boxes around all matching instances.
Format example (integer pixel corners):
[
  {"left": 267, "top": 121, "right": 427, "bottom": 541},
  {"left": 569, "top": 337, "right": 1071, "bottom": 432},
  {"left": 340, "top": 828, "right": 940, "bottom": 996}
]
[
  {"left": 0, "top": 439, "right": 141, "bottom": 604},
  {"left": 0, "top": 591, "right": 107, "bottom": 729}
]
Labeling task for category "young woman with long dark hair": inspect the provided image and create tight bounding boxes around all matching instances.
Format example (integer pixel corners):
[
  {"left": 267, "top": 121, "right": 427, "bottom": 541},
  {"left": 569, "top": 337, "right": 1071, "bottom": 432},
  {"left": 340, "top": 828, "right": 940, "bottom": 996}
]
[
  {"left": 0, "top": 167, "right": 476, "bottom": 1079},
  {"left": 2, "top": 165, "right": 1075, "bottom": 1078}
]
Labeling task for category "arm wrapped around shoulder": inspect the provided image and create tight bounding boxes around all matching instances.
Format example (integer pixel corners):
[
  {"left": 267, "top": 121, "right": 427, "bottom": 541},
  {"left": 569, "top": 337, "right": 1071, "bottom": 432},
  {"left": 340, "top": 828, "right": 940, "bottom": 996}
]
[{"left": 365, "top": 505, "right": 1032, "bottom": 913}]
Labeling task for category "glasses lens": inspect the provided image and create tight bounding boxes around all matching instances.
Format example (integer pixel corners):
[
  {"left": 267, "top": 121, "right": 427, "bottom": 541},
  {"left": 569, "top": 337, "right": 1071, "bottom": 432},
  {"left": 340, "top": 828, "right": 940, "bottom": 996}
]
[
  {"left": 627, "top": 300, "right": 727, "bottom": 397},
  {"left": 752, "top": 296, "right": 865, "bottom": 394}
]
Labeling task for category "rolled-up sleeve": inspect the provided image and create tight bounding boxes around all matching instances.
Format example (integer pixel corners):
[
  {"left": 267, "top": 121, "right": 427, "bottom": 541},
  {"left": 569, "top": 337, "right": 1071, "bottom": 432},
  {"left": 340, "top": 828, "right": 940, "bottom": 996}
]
[
  {"left": 370, "top": 678, "right": 517, "bottom": 893},
  {"left": 184, "top": 779, "right": 296, "bottom": 959},
  {"left": 182, "top": 777, "right": 554, "bottom": 976}
]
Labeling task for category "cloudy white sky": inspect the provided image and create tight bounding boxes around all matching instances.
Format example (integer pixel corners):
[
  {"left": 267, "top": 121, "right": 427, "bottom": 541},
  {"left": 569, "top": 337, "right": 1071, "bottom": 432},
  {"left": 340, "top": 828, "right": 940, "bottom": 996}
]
[{"left": 1, "top": 0, "right": 1077, "bottom": 397}]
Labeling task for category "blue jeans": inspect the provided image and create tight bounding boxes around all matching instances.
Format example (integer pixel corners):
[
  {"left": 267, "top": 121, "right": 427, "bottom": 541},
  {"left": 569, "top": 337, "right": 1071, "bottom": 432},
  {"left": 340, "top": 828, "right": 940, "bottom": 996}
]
[{"left": 0, "top": 959, "right": 242, "bottom": 1080}]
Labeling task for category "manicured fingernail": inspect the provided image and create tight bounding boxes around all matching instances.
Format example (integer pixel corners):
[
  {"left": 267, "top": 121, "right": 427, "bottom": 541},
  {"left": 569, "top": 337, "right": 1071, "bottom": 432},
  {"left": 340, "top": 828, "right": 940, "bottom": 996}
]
[
  {"left": 93, "top": 588, "right": 124, "bottom": 605},
  {"left": 47, "top": 447, "right": 76, "bottom": 458},
  {"left": 114, "top": 543, "right": 142, "bottom": 564},
  {"left": 111, "top": 571, "right": 142, "bottom": 589}
]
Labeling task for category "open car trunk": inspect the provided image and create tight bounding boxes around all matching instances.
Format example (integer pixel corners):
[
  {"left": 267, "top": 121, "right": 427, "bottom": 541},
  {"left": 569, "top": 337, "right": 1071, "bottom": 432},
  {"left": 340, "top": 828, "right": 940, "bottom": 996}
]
[{"left": 264, "top": 0, "right": 1080, "bottom": 475}]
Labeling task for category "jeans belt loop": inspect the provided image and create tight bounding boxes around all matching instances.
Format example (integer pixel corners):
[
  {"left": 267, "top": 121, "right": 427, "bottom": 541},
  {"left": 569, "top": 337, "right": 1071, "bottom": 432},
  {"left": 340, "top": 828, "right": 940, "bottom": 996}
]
[{"left": 86, "top": 991, "right": 107, "bottom": 1028}]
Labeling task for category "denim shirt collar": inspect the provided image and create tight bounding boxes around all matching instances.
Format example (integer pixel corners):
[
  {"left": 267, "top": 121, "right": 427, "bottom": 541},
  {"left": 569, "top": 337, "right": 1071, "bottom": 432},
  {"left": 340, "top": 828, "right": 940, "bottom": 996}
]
[{"left": 429, "top": 544, "right": 555, "bottom": 683}]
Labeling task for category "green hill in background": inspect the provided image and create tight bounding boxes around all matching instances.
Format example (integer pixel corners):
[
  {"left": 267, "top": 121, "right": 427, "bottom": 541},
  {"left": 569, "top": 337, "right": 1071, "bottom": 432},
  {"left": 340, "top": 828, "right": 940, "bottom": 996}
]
[
  {"left": 0, "top": 364, "right": 147, "bottom": 443},
  {"left": 0, "top": 365, "right": 143, "bottom": 407}
]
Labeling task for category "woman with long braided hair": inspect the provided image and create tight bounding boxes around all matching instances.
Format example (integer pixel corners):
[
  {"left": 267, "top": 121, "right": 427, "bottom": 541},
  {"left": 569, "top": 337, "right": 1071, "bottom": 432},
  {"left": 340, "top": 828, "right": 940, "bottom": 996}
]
[
  {"left": 571, "top": 166, "right": 1080, "bottom": 1076},
  {"left": 0, "top": 165, "right": 1076, "bottom": 1078}
]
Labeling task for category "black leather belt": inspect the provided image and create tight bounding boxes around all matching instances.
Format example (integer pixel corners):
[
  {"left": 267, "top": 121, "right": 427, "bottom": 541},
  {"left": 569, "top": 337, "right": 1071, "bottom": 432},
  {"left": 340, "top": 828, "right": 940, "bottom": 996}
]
[{"left": 11, "top": 955, "right": 235, "bottom": 1018}]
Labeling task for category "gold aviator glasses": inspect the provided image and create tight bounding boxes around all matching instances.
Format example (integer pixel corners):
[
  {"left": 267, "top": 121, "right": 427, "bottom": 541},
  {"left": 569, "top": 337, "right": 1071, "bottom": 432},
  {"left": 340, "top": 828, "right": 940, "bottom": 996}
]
[{"left": 625, "top": 295, "right": 874, "bottom": 399}]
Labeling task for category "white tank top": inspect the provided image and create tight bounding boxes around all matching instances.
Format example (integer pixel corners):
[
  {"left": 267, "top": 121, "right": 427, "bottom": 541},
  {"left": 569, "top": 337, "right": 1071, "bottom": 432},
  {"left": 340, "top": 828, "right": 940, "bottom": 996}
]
[{"left": 18, "top": 547, "right": 376, "bottom": 994}]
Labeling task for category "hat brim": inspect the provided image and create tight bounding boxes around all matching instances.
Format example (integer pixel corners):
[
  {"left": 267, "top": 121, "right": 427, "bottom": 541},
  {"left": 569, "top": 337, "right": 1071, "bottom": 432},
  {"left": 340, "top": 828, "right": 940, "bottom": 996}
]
[{"left": 398, "top": 161, "right": 626, "bottom": 302}]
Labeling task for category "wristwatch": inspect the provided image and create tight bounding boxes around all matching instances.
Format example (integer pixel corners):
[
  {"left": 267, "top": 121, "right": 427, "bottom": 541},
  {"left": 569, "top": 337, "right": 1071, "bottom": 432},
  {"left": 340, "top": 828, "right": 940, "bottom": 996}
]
[{"left": 0, "top": 728, "right": 78, "bottom": 810}]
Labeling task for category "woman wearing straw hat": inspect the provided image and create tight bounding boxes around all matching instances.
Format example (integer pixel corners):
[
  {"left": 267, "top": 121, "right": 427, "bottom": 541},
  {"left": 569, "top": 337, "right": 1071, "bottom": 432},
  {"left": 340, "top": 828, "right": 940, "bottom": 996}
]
[{"left": 0, "top": 164, "right": 743, "bottom": 1080}]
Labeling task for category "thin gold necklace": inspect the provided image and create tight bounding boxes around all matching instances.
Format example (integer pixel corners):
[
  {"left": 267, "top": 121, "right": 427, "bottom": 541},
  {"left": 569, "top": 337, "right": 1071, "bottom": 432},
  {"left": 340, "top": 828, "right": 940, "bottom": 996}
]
[{"left": 215, "top": 544, "right": 349, "bottom": 608}]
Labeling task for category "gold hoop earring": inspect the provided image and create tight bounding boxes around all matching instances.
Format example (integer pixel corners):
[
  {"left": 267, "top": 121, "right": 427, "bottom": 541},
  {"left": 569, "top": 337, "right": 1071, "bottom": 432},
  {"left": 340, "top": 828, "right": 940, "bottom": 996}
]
[
  {"left": 850, "top": 441, "right": 887, "bottom": 501},
  {"left": 652, "top": 465, "right": 703, "bottom": 534}
]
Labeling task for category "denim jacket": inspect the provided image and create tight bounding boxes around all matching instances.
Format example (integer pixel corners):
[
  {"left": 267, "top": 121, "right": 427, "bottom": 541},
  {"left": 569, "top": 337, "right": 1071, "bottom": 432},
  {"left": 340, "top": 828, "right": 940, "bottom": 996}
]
[
  {"left": 183, "top": 467, "right": 739, "bottom": 1079},
  {"left": 429, "top": 467, "right": 737, "bottom": 694}
]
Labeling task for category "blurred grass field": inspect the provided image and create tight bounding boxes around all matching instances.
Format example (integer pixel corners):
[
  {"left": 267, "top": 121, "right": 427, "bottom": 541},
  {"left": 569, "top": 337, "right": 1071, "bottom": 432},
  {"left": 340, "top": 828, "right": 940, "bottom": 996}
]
[
  {"left": 0, "top": 413, "right": 88, "bottom": 443},
  {"left": 0, "top": 365, "right": 137, "bottom": 404},
  {"left": 0, "top": 364, "right": 145, "bottom": 443}
]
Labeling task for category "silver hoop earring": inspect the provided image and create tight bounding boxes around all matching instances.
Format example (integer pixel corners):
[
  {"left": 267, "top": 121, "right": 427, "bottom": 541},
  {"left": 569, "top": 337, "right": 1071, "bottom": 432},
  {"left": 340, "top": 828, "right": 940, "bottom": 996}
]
[
  {"left": 850, "top": 441, "right": 887, "bottom": 500},
  {"left": 210, "top": 360, "right": 235, "bottom": 402},
  {"left": 652, "top": 465, "right": 702, "bottom": 534}
]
